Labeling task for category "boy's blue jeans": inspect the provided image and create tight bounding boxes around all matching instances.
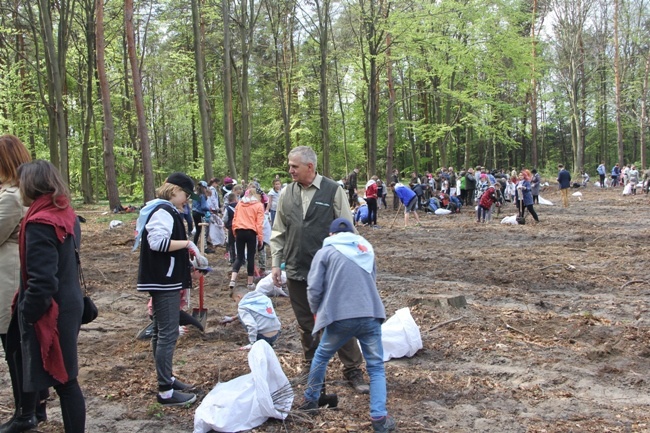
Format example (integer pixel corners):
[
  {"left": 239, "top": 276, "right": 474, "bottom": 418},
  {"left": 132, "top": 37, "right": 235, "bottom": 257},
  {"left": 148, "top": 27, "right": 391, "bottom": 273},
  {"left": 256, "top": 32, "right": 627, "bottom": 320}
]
[{"left": 304, "top": 317, "right": 386, "bottom": 418}]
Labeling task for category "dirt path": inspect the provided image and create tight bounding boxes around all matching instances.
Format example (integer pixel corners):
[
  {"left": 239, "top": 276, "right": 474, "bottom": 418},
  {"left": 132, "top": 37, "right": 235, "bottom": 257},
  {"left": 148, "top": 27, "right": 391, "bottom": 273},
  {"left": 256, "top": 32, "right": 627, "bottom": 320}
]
[{"left": 1, "top": 186, "right": 649, "bottom": 432}]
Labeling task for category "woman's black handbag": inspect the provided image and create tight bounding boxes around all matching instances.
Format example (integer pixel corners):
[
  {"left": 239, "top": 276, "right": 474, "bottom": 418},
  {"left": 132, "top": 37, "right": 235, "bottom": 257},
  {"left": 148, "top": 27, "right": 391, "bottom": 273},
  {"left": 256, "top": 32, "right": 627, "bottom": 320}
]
[
  {"left": 74, "top": 237, "right": 98, "bottom": 324},
  {"left": 81, "top": 296, "right": 98, "bottom": 324}
]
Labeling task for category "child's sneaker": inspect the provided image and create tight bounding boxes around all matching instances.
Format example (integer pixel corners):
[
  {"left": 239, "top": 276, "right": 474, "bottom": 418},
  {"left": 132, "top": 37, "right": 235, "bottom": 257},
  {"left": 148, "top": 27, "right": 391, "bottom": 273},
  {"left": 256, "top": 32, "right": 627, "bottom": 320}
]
[
  {"left": 229, "top": 280, "right": 236, "bottom": 289},
  {"left": 157, "top": 390, "right": 197, "bottom": 407},
  {"left": 171, "top": 377, "right": 194, "bottom": 391},
  {"left": 371, "top": 415, "right": 397, "bottom": 433}
]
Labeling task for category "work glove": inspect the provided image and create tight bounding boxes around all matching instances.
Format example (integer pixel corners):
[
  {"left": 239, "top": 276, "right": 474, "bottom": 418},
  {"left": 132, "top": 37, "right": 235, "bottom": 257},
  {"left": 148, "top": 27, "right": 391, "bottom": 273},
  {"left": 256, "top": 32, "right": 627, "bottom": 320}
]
[
  {"left": 186, "top": 241, "right": 201, "bottom": 256},
  {"left": 190, "top": 253, "right": 209, "bottom": 270},
  {"left": 220, "top": 315, "right": 235, "bottom": 325},
  {"left": 190, "top": 228, "right": 196, "bottom": 237},
  {"left": 187, "top": 241, "right": 209, "bottom": 270},
  {"left": 239, "top": 344, "right": 253, "bottom": 351}
]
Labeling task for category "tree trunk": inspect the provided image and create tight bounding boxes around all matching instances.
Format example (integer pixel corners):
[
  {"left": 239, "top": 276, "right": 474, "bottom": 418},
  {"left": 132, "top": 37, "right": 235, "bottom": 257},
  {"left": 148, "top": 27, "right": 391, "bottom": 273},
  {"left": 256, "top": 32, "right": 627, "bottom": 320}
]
[
  {"left": 38, "top": 0, "right": 69, "bottom": 183},
  {"left": 81, "top": 0, "right": 95, "bottom": 204},
  {"left": 332, "top": 35, "right": 349, "bottom": 177},
  {"left": 385, "top": 32, "right": 395, "bottom": 184},
  {"left": 317, "top": 0, "right": 330, "bottom": 176},
  {"left": 125, "top": 0, "right": 155, "bottom": 201},
  {"left": 223, "top": 0, "right": 237, "bottom": 179},
  {"left": 530, "top": 0, "right": 539, "bottom": 169},
  {"left": 191, "top": 0, "right": 214, "bottom": 181},
  {"left": 613, "top": 0, "right": 624, "bottom": 166},
  {"left": 96, "top": 0, "right": 121, "bottom": 210},
  {"left": 640, "top": 51, "right": 650, "bottom": 170}
]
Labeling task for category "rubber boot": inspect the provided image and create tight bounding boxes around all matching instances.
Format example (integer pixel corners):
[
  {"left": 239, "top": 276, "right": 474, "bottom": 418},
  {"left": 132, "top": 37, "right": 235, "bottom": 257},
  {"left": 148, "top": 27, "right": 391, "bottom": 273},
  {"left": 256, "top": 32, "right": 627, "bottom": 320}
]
[
  {"left": 0, "top": 413, "right": 37, "bottom": 433},
  {"left": 317, "top": 384, "right": 338, "bottom": 408}
]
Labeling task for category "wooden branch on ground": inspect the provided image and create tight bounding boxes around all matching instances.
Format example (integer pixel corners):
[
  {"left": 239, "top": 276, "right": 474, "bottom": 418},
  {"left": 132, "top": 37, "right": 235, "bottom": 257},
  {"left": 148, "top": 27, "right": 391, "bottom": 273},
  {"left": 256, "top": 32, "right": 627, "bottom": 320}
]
[
  {"left": 500, "top": 318, "right": 530, "bottom": 338},
  {"left": 539, "top": 264, "right": 563, "bottom": 271},
  {"left": 590, "top": 234, "right": 606, "bottom": 244},
  {"left": 427, "top": 316, "right": 464, "bottom": 332},
  {"left": 620, "top": 280, "right": 647, "bottom": 290}
]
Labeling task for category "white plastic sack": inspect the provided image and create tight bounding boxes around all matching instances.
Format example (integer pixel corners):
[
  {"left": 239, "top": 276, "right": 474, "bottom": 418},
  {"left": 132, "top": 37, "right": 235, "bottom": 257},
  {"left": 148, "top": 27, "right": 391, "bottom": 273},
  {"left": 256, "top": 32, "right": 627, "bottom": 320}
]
[
  {"left": 209, "top": 215, "right": 226, "bottom": 246},
  {"left": 434, "top": 208, "right": 452, "bottom": 215},
  {"left": 255, "top": 272, "right": 288, "bottom": 297},
  {"left": 109, "top": 220, "right": 123, "bottom": 229},
  {"left": 381, "top": 308, "right": 423, "bottom": 362},
  {"left": 622, "top": 183, "right": 632, "bottom": 195},
  {"left": 194, "top": 341, "right": 293, "bottom": 433},
  {"left": 501, "top": 215, "right": 519, "bottom": 225},
  {"left": 263, "top": 214, "right": 272, "bottom": 245},
  {"left": 537, "top": 195, "right": 553, "bottom": 206}
]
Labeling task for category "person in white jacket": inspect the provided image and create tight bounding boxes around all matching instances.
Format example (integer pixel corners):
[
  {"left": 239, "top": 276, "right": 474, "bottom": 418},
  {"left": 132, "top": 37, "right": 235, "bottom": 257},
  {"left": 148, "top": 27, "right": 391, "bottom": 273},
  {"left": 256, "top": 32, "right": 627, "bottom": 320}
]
[{"left": 230, "top": 287, "right": 281, "bottom": 350}]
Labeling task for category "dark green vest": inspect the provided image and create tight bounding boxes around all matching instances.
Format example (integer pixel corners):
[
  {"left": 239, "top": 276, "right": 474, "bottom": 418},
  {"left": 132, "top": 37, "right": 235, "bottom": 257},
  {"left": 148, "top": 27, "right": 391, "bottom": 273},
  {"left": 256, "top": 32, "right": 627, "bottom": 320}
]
[{"left": 281, "top": 177, "right": 338, "bottom": 281}]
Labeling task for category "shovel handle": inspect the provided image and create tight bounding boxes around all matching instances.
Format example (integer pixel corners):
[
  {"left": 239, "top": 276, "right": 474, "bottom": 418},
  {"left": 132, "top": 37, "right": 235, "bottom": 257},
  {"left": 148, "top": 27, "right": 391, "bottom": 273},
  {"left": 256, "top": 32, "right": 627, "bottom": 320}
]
[{"left": 199, "top": 275, "right": 204, "bottom": 309}]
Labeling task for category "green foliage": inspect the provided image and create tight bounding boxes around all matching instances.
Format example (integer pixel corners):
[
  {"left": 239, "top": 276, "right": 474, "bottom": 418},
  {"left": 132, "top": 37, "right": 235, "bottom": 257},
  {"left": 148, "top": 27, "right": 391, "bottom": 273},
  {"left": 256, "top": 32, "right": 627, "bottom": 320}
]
[{"left": 0, "top": 0, "right": 648, "bottom": 203}]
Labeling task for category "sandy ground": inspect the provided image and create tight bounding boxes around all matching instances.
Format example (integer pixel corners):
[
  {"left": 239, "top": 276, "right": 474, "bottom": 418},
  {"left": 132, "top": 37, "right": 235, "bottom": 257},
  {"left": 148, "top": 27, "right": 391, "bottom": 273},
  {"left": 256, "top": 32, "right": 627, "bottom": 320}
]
[{"left": 1, "top": 185, "right": 649, "bottom": 432}]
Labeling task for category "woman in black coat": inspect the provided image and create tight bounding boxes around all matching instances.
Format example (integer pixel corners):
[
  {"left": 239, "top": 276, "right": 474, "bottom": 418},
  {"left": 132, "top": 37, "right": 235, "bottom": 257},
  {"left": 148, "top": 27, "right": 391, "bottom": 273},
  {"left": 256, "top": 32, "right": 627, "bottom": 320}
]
[{"left": 15, "top": 160, "right": 85, "bottom": 433}]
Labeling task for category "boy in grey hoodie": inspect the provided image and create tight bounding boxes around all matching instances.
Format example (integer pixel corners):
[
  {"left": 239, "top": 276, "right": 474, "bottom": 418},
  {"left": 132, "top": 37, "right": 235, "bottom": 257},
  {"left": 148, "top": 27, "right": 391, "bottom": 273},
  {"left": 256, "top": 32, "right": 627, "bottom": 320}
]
[
  {"left": 299, "top": 218, "right": 396, "bottom": 433},
  {"left": 230, "top": 287, "right": 281, "bottom": 350}
]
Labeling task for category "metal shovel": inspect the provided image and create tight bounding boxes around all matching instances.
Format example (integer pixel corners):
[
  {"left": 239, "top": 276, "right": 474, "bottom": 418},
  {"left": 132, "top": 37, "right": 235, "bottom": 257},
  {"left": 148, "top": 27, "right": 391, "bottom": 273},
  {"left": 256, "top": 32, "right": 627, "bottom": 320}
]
[{"left": 192, "top": 222, "right": 209, "bottom": 329}]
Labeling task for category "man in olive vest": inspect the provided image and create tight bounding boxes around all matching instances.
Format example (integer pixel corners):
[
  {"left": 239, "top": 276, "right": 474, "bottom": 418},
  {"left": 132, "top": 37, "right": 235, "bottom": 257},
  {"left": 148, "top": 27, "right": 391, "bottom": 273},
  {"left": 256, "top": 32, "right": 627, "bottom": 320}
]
[{"left": 271, "top": 146, "right": 369, "bottom": 394}]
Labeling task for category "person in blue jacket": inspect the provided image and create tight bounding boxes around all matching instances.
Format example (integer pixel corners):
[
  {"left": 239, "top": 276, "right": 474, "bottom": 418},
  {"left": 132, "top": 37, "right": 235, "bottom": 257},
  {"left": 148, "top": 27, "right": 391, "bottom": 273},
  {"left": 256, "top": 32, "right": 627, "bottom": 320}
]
[
  {"left": 192, "top": 181, "right": 212, "bottom": 252},
  {"left": 515, "top": 170, "right": 540, "bottom": 223},
  {"left": 557, "top": 164, "right": 572, "bottom": 208},
  {"left": 299, "top": 218, "right": 395, "bottom": 433},
  {"left": 389, "top": 182, "right": 421, "bottom": 228},
  {"left": 354, "top": 198, "right": 370, "bottom": 226},
  {"left": 611, "top": 163, "right": 621, "bottom": 187}
]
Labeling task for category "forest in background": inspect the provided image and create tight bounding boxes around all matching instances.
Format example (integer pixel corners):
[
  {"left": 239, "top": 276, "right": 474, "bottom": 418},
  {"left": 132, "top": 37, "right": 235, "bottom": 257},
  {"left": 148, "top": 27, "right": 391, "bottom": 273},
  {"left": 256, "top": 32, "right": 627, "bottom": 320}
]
[{"left": 0, "top": 0, "right": 649, "bottom": 208}]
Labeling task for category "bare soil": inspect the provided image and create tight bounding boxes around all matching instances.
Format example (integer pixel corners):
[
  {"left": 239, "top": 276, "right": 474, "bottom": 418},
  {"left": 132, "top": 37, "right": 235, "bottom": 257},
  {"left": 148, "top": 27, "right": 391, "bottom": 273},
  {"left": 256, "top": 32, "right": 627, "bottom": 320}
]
[{"left": 1, "top": 186, "right": 650, "bottom": 432}]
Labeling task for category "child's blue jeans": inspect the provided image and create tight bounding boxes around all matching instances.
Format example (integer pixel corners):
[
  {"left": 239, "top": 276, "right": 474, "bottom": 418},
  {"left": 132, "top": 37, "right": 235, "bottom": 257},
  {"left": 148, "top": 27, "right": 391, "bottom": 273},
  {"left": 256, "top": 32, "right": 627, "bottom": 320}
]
[{"left": 304, "top": 317, "right": 386, "bottom": 418}]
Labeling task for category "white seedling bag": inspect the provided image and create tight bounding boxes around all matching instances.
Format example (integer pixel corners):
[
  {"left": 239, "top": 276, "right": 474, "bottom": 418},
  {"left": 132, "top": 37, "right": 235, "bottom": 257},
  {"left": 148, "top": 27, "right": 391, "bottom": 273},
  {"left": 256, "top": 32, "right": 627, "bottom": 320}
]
[
  {"left": 263, "top": 213, "right": 272, "bottom": 245},
  {"left": 381, "top": 308, "right": 423, "bottom": 362},
  {"left": 208, "top": 215, "right": 226, "bottom": 246},
  {"left": 501, "top": 215, "right": 518, "bottom": 225},
  {"left": 434, "top": 208, "right": 452, "bottom": 215},
  {"left": 193, "top": 341, "right": 293, "bottom": 433},
  {"left": 622, "top": 183, "right": 632, "bottom": 195},
  {"left": 537, "top": 195, "right": 553, "bottom": 205}
]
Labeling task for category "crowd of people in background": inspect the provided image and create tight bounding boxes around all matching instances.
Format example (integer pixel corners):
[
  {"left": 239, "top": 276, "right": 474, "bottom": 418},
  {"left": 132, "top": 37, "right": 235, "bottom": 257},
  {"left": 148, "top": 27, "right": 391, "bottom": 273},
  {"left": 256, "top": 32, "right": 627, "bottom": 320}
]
[{"left": 5, "top": 125, "right": 648, "bottom": 433}]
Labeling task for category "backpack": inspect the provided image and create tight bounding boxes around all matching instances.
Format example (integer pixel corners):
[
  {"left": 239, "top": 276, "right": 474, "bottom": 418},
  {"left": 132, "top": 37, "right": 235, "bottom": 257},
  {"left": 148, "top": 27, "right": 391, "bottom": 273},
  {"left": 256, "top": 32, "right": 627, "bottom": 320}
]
[{"left": 224, "top": 204, "right": 236, "bottom": 229}]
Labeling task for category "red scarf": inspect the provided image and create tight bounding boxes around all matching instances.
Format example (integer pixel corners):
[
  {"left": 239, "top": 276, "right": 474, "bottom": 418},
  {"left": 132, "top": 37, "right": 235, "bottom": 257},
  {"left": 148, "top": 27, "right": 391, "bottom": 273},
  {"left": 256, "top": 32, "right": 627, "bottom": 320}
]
[{"left": 19, "top": 193, "right": 76, "bottom": 385}]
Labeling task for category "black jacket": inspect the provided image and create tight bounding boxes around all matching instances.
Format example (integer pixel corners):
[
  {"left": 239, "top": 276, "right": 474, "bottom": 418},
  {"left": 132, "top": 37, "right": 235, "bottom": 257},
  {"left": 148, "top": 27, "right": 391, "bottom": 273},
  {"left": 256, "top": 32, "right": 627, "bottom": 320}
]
[{"left": 18, "top": 221, "right": 83, "bottom": 391}]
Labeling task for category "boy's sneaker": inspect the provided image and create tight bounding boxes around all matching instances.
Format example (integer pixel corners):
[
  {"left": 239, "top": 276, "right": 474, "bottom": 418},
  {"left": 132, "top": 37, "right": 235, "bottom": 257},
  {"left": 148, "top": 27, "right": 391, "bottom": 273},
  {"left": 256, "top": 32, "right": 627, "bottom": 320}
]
[
  {"left": 157, "top": 390, "right": 197, "bottom": 407},
  {"left": 346, "top": 369, "right": 370, "bottom": 394},
  {"left": 229, "top": 280, "right": 236, "bottom": 289},
  {"left": 371, "top": 415, "right": 397, "bottom": 433},
  {"left": 171, "top": 378, "right": 194, "bottom": 391}
]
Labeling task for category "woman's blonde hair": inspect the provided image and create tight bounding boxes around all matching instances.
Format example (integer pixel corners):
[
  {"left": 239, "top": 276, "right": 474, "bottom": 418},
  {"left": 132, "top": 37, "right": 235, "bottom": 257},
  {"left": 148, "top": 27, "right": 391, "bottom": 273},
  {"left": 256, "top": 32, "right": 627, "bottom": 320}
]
[{"left": 156, "top": 183, "right": 185, "bottom": 201}]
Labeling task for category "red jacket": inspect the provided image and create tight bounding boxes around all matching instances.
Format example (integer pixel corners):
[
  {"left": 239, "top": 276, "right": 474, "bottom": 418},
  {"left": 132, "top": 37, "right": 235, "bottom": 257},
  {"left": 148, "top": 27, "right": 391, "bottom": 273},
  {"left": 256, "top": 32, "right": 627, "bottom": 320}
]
[
  {"left": 479, "top": 187, "right": 499, "bottom": 209},
  {"left": 365, "top": 182, "right": 378, "bottom": 199}
]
